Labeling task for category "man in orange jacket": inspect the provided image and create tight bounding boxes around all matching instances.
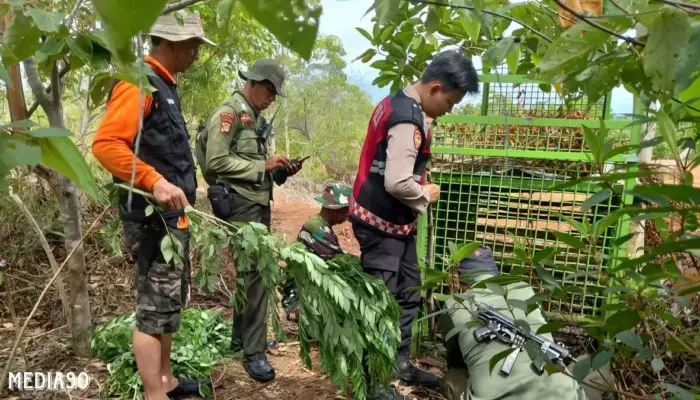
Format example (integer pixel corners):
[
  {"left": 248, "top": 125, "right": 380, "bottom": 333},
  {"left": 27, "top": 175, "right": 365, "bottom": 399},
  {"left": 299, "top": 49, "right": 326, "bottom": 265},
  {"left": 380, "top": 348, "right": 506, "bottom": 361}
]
[{"left": 92, "top": 11, "right": 214, "bottom": 400}]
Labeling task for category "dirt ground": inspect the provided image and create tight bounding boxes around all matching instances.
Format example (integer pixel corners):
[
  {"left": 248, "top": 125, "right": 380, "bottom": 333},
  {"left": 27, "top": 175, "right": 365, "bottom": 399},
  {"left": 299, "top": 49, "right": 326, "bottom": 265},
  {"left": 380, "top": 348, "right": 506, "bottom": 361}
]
[{"left": 0, "top": 187, "right": 444, "bottom": 400}]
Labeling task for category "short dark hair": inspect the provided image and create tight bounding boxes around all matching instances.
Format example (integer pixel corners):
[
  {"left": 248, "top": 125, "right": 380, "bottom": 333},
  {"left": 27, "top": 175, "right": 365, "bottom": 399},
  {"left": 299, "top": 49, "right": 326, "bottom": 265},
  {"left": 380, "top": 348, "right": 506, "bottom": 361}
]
[
  {"left": 420, "top": 50, "right": 479, "bottom": 94},
  {"left": 150, "top": 36, "right": 163, "bottom": 47}
]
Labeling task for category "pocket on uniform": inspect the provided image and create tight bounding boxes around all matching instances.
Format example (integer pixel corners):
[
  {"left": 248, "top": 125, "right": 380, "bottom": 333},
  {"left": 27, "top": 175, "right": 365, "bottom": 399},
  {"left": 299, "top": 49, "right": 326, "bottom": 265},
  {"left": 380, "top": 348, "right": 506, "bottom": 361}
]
[
  {"left": 143, "top": 262, "right": 183, "bottom": 313},
  {"left": 207, "top": 186, "right": 231, "bottom": 219},
  {"left": 234, "top": 134, "right": 260, "bottom": 155}
]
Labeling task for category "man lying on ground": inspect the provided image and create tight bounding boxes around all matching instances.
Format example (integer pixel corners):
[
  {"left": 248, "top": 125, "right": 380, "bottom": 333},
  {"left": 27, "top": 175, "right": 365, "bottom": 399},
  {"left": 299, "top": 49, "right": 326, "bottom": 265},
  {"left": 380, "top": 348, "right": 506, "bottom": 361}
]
[{"left": 439, "top": 246, "right": 615, "bottom": 400}]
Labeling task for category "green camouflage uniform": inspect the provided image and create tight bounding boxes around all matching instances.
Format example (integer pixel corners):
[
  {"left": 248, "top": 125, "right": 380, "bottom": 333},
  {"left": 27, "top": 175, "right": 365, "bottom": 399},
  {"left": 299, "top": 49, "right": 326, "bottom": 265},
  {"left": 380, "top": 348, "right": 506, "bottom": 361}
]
[
  {"left": 282, "top": 184, "right": 354, "bottom": 314},
  {"left": 195, "top": 59, "right": 288, "bottom": 363},
  {"left": 439, "top": 247, "right": 610, "bottom": 400}
]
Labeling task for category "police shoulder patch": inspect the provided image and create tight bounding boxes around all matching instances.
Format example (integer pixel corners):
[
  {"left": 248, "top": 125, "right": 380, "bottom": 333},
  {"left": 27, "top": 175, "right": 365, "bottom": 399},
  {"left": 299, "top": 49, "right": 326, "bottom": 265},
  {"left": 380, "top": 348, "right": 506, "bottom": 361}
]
[
  {"left": 413, "top": 127, "right": 422, "bottom": 149},
  {"left": 220, "top": 112, "right": 235, "bottom": 135}
]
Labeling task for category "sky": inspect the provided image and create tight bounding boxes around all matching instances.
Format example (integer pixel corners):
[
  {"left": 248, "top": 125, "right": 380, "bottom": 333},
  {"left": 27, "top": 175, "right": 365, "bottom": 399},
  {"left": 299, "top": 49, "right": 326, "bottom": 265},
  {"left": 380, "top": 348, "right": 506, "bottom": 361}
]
[{"left": 317, "top": 0, "right": 634, "bottom": 115}]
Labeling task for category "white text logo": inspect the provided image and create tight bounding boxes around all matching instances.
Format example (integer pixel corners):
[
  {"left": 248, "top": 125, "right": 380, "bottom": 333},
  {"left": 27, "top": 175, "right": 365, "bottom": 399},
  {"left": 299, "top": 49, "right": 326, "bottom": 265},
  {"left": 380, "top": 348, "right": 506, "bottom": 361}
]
[{"left": 7, "top": 372, "right": 90, "bottom": 391}]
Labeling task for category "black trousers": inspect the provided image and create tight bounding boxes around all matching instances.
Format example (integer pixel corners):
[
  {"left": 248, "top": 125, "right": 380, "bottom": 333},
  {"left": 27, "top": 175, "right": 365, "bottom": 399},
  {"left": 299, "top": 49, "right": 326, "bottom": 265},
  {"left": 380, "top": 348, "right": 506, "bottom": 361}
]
[{"left": 352, "top": 222, "right": 422, "bottom": 354}]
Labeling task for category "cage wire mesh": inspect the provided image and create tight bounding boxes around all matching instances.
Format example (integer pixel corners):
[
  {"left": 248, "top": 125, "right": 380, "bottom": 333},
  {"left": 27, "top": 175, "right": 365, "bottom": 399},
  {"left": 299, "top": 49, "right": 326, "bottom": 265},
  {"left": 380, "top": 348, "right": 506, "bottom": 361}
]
[{"left": 418, "top": 65, "right": 638, "bottom": 318}]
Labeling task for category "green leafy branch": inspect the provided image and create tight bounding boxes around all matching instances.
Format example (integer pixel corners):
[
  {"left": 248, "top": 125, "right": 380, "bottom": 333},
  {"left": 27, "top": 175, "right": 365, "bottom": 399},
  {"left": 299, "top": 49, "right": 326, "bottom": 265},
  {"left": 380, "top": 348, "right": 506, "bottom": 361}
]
[{"left": 111, "top": 183, "right": 401, "bottom": 400}]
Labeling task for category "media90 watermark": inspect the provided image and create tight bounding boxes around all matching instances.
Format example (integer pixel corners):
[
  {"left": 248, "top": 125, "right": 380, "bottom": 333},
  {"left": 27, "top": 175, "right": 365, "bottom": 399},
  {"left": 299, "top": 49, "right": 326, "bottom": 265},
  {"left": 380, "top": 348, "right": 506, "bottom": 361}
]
[{"left": 7, "top": 371, "right": 91, "bottom": 391}]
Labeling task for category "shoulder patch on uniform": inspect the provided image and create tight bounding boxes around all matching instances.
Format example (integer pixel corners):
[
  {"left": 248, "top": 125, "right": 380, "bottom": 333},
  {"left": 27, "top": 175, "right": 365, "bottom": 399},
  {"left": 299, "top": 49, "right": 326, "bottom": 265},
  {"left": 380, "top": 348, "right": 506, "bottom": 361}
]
[
  {"left": 240, "top": 112, "right": 253, "bottom": 128},
  {"left": 413, "top": 127, "right": 422, "bottom": 149},
  {"left": 220, "top": 112, "right": 235, "bottom": 135}
]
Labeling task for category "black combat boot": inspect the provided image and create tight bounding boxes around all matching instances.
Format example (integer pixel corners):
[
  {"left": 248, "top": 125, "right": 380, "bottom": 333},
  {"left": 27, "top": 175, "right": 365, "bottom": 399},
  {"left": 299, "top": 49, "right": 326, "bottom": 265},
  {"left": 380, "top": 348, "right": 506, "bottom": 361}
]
[
  {"left": 243, "top": 353, "right": 276, "bottom": 383},
  {"left": 392, "top": 350, "right": 439, "bottom": 387},
  {"left": 367, "top": 385, "right": 407, "bottom": 400}
]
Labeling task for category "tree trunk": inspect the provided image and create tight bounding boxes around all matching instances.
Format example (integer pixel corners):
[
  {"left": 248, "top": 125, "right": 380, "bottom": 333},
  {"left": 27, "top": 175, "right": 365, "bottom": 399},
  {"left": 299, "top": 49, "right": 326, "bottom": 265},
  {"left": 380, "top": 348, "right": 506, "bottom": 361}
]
[
  {"left": 23, "top": 58, "right": 92, "bottom": 358},
  {"left": 56, "top": 174, "right": 91, "bottom": 357}
]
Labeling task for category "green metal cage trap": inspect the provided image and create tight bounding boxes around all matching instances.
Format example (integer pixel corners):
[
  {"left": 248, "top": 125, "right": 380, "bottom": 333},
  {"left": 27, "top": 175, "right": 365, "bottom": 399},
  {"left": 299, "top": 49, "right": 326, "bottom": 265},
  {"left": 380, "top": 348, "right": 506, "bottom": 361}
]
[{"left": 416, "top": 70, "right": 641, "bottom": 318}]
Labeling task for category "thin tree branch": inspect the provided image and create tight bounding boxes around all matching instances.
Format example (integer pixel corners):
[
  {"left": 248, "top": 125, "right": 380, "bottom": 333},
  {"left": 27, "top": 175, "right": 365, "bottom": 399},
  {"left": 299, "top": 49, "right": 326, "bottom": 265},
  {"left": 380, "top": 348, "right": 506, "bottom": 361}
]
[
  {"left": 22, "top": 58, "right": 52, "bottom": 110},
  {"left": 50, "top": 61, "right": 61, "bottom": 107},
  {"left": 8, "top": 188, "right": 73, "bottom": 331},
  {"left": 31, "top": 164, "right": 57, "bottom": 187},
  {"left": 0, "top": 205, "right": 110, "bottom": 396},
  {"left": 551, "top": 0, "right": 646, "bottom": 46},
  {"left": 162, "top": 0, "right": 209, "bottom": 15},
  {"left": 66, "top": 0, "right": 84, "bottom": 27},
  {"left": 27, "top": 63, "right": 71, "bottom": 118},
  {"left": 407, "top": 0, "right": 554, "bottom": 43}
]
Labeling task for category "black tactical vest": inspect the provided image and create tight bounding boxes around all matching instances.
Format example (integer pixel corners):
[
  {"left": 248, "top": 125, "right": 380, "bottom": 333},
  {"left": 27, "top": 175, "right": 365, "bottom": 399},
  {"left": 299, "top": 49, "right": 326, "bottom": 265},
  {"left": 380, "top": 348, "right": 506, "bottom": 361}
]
[{"left": 109, "top": 69, "right": 197, "bottom": 223}]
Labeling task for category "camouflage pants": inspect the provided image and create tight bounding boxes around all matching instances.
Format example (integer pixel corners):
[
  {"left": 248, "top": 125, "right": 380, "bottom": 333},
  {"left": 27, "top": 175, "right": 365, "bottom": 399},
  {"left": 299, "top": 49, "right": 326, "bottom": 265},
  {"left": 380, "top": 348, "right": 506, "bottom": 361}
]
[{"left": 124, "top": 220, "right": 191, "bottom": 335}]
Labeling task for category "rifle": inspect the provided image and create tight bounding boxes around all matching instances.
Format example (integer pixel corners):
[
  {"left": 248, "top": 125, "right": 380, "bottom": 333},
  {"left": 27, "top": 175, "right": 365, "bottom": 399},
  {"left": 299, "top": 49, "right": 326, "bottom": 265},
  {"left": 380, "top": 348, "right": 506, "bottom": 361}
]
[{"left": 472, "top": 302, "right": 575, "bottom": 376}]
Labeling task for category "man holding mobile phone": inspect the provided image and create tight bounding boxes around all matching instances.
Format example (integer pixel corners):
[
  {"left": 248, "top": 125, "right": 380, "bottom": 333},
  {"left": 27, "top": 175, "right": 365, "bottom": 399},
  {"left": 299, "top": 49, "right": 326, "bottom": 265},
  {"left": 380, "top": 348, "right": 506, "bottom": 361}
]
[{"left": 196, "top": 58, "right": 301, "bottom": 383}]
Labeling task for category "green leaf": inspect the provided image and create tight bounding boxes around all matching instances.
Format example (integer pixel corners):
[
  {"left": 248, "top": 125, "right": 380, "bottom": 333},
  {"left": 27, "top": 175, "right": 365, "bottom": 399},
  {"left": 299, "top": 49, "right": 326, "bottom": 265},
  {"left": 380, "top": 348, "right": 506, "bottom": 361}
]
[
  {"left": 37, "top": 136, "right": 98, "bottom": 200},
  {"left": 89, "top": 72, "right": 113, "bottom": 106},
  {"left": 615, "top": 330, "right": 644, "bottom": 350},
  {"left": 551, "top": 231, "right": 586, "bottom": 250},
  {"left": 536, "top": 322, "right": 564, "bottom": 335},
  {"left": 240, "top": 0, "right": 322, "bottom": 61},
  {"left": 538, "top": 22, "right": 609, "bottom": 75},
  {"left": 374, "top": 0, "right": 400, "bottom": 25},
  {"left": 486, "top": 283, "right": 505, "bottom": 296},
  {"left": 573, "top": 356, "right": 591, "bottom": 382},
  {"left": 484, "top": 37, "right": 518, "bottom": 71},
  {"left": 651, "top": 357, "right": 664, "bottom": 373},
  {"left": 506, "top": 45, "right": 520, "bottom": 74},
  {"left": 506, "top": 299, "right": 528, "bottom": 313},
  {"left": 678, "top": 283, "right": 700, "bottom": 297},
  {"left": 488, "top": 347, "right": 518, "bottom": 375},
  {"left": 362, "top": 49, "right": 377, "bottom": 63},
  {"left": 160, "top": 234, "right": 173, "bottom": 263},
  {"left": 533, "top": 247, "right": 559, "bottom": 264},
  {"left": 0, "top": 64, "right": 11, "bottom": 88},
  {"left": 660, "top": 383, "right": 694, "bottom": 400},
  {"left": 459, "top": 9, "right": 481, "bottom": 41},
  {"left": 26, "top": 8, "right": 64, "bottom": 33},
  {"left": 639, "top": 7, "right": 692, "bottom": 93},
  {"left": 2, "top": 10, "right": 42, "bottom": 65},
  {"left": 145, "top": 205, "right": 154, "bottom": 217},
  {"left": 216, "top": 0, "right": 235, "bottom": 37},
  {"left": 0, "top": 136, "right": 42, "bottom": 170},
  {"left": 535, "top": 264, "right": 561, "bottom": 290},
  {"left": 93, "top": 0, "right": 168, "bottom": 52},
  {"left": 581, "top": 188, "right": 612, "bottom": 212},
  {"left": 675, "top": 22, "right": 700, "bottom": 94},
  {"left": 425, "top": 7, "right": 440, "bottom": 33},
  {"left": 29, "top": 127, "right": 72, "bottom": 137},
  {"left": 450, "top": 242, "right": 480, "bottom": 265},
  {"left": 356, "top": 27, "right": 373, "bottom": 43},
  {"left": 605, "top": 310, "right": 640, "bottom": 335},
  {"left": 591, "top": 350, "right": 613, "bottom": 371},
  {"left": 656, "top": 110, "right": 682, "bottom": 165}
]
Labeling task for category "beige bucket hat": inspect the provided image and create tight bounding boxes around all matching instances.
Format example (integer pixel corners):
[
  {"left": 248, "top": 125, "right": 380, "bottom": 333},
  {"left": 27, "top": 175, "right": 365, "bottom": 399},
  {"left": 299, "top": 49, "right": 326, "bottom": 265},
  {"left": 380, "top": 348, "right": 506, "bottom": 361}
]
[{"left": 149, "top": 11, "right": 216, "bottom": 46}]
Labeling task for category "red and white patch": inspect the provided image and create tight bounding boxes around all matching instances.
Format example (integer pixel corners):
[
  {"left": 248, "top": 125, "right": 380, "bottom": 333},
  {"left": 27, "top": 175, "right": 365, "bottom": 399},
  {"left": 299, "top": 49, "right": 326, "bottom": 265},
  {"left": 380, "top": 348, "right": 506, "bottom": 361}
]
[
  {"left": 413, "top": 127, "right": 422, "bottom": 149},
  {"left": 220, "top": 112, "right": 235, "bottom": 135},
  {"left": 240, "top": 113, "right": 253, "bottom": 128}
]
